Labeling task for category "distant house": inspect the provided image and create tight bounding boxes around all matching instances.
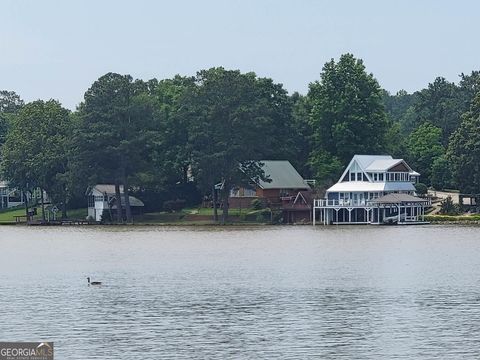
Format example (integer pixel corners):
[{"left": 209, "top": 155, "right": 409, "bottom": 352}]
[
  {"left": 313, "top": 155, "right": 430, "bottom": 225},
  {"left": 227, "top": 160, "right": 313, "bottom": 223},
  {"left": 0, "top": 181, "right": 25, "bottom": 209},
  {"left": 86, "top": 184, "right": 145, "bottom": 222},
  {"left": 229, "top": 160, "right": 311, "bottom": 206}
]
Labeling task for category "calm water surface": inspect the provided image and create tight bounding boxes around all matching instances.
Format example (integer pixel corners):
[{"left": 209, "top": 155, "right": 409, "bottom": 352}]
[{"left": 1, "top": 225, "right": 480, "bottom": 359}]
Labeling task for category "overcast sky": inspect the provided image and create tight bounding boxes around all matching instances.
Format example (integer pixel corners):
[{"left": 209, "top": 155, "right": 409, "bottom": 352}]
[{"left": 1, "top": 0, "right": 479, "bottom": 109}]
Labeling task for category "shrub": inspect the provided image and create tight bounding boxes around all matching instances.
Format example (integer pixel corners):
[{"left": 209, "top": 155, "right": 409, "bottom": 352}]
[
  {"left": 415, "top": 182, "right": 428, "bottom": 196},
  {"left": 439, "top": 196, "right": 460, "bottom": 215},
  {"left": 251, "top": 198, "right": 264, "bottom": 210},
  {"left": 163, "top": 199, "right": 187, "bottom": 213},
  {"left": 100, "top": 210, "right": 112, "bottom": 224}
]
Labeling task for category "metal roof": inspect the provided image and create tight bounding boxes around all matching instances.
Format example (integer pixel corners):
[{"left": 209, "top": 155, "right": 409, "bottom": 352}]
[
  {"left": 352, "top": 155, "right": 393, "bottom": 170},
  {"left": 371, "top": 193, "right": 428, "bottom": 204},
  {"left": 327, "top": 181, "right": 415, "bottom": 193},
  {"left": 256, "top": 160, "right": 310, "bottom": 190},
  {"left": 365, "top": 159, "right": 403, "bottom": 171},
  {"left": 384, "top": 182, "right": 416, "bottom": 192},
  {"left": 338, "top": 155, "right": 420, "bottom": 182},
  {"left": 91, "top": 184, "right": 125, "bottom": 195},
  {"left": 110, "top": 195, "right": 144, "bottom": 208}
]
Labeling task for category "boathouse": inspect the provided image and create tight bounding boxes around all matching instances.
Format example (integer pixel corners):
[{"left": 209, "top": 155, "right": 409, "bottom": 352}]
[{"left": 313, "top": 155, "right": 431, "bottom": 225}]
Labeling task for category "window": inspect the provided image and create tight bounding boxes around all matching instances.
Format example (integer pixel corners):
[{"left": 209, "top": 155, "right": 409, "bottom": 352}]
[
  {"left": 350, "top": 172, "right": 355, "bottom": 181},
  {"left": 356, "top": 172, "right": 362, "bottom": 181},
  {"left": 379, "top": 173, "right": 384, "bottom": 181},
  {"left": 244, "top": 188, "right": 256, "bottom": 197}
]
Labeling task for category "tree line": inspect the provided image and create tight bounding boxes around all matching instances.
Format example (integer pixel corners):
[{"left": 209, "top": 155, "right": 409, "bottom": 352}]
[{"left": 0, "top": 54, "right": 479, "bottom": 222}]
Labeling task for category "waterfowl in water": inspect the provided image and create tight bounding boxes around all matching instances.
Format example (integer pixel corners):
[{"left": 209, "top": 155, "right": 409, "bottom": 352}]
[{"left": 87, "top": 277, "right": 102, "bottom": 286}]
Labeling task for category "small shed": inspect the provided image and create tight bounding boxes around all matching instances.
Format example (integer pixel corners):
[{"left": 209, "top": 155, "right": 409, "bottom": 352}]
[{"left": 86, "top": 184, "right": 144, "bottom": 222}]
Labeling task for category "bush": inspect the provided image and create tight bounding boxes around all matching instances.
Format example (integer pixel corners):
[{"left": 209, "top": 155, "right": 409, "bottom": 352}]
[
  {"left": 163, "top": 199, "right": 187, "bottom": 213},
  {"left": 100, "top": 210, "right": 112, "bottom": 224},
  {"left": 251, "top": 198, "right": 264, "bottom": 210},
  {"left": 439, "top": 196, "right": 460, "bottom": 215},
  {"left": 415, "top": 182, "right": 428, "bottom": 196},
  {"left": 255, "top": 209, "right": 272, "bottom": 222}
]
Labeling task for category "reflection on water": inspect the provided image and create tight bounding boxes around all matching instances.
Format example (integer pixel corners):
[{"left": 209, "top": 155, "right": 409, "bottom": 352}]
[{"left": 1, "top": 225, "right": 480, "bottom": 359}]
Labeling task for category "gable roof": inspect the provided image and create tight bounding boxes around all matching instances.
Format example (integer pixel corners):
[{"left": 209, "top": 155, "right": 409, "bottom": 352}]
[
  {"left": 110, "top": 195, "right": 144, "bottom": 208},
  {"left": 294, "top": 190, "right": 313, "bottom": 205},
  {"left": 353, "top": 155, "right": 393, "bottom": 170},
  {"left": 256, "top": 160, "right": 310, "bottom": 190},
  {"left": 89, "top": 184, "right": 124, "bottom": 195},
  {"left": 339, "top": 155, "right": 419, "bottom": 182}
]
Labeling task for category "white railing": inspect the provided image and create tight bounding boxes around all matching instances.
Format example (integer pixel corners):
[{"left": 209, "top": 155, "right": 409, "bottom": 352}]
[
  {"left": 314, "top": 197, "right": 432, "bottom": 208},
  {"left": 313, "top": 199, "right": 369, "bottom": 207}
]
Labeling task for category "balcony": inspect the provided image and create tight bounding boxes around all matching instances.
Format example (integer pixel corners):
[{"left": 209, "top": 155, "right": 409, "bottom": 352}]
[
  {"left": 314, "top": 199, "right": 369, "bottom": 207},
  {"left": 314, "top": 197, "right": 432, "bottom": 208}
]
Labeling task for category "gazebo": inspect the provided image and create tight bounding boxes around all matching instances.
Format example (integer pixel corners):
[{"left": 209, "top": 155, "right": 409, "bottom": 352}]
[{"left": 370, "top": 193, "right": 430, "bottom": 224}]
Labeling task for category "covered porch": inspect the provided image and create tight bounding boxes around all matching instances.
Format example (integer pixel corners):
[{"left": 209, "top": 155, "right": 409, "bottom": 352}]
[{"left": 313, "top": 194, "right": 431, "bottom": 225}]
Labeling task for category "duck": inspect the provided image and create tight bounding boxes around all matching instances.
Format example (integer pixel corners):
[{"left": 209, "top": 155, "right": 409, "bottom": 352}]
[{"left": 87, "top": 277, "right": 102, "bottom": 286}]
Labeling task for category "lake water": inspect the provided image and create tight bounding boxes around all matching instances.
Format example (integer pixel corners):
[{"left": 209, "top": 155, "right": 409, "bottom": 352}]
[{"left": 1, "top": 225, "right": 480, "bottom": 359}]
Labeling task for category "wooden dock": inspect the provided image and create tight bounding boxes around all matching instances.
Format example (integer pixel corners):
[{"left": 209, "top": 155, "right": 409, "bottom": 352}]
[{"left": 27, "top": 219, "right": 96, "bottom": 226}]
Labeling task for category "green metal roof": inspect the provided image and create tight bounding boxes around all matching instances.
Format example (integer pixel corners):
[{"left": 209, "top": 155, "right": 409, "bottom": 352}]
[{"left": 256, "top": 160, "right": 310, "bottom": 190}]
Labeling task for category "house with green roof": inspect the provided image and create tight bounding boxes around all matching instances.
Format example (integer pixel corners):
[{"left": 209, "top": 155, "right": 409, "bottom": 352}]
[{"left": 229, "top": 160, "right": 313, "bottom": 222}]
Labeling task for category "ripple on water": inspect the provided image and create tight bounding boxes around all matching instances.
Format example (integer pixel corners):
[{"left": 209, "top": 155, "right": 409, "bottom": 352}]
[{"left": 1, "top": 225, "right": 480, "bottom": 359}]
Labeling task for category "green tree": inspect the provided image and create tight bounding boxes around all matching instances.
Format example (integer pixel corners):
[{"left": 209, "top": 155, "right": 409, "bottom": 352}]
[
  {"left": 430, "top": 155, "right": 454, "bottom": 190},
  {"left": 290, "top": 92, "right": 313, "bottom": 177},
  {"left": 412, "top": 77, "right": 465, "bottom": 145},
  {"left": 186, "top": 67, "right": 290, "bottom": 223},
  {"left": 447, "top": 94, "right": 480, "bottom": 194},
  {"left": 406, "top": 123, "right": 444, "bottom": 184},
  {"left": 458, "top": 71, "right": 480, "bottom": 108},
  {"left": 131, "top": 76, "right": 203, "bottom": 212},
  {"left": 308, "top": 54, "right": 388, "bottom": 182},
  {"left": 0, "top": 90, "right": 24, "bottom": 146},
  {"left": 1, "top": 100, "right": 72, "bottom": 219},
  {"left": 74, "top": 73, "right": 154, "bottom": 223},
  {"left": 439, "top": 196, "right": 459, "bottom": 215}
]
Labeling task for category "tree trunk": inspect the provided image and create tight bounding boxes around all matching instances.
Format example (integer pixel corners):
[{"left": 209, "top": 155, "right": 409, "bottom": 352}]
[
  {"left": 62, "top": 193, "right": 68, "bottom": 219},
  {"left": 122, "top": 168, "right": 133, "bottom": 224},
  {"left": 40, "top": 188, "right": 46, "bottom": 222},
  {"left": 114, "top": 180, "right": 122, "bottom": 224},
  {"left": 212, "top": 185, "right": 218, "bottom": 222},
  {"left": 23, "top": 191, "right": 30, "bottom": 222},
  {"left": 221, "top": 186, "right": 229, "bottom": 225}
]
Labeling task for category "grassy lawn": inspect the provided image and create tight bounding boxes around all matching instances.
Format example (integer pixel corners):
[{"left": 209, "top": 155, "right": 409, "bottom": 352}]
[
  {"left": 135, "top": 211, "right": 214, "bottom": 224},
  {"left": 0, "top": 206, "right": 88, "bottom": 224},
  {"left": 0, "top": 205, "right": 266, "bottom": 225},
  {"left": 135, "top": 207, "right": 267, "bottom": 225},
  {"left": 0, "top": 207, "right": 28, "bottom": 223},
  {"left": 182, "top": 207, "right": 253, "bottom": 216},
  {"left": 66, "top": 208, "right": 88, "bottom": 219}
]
